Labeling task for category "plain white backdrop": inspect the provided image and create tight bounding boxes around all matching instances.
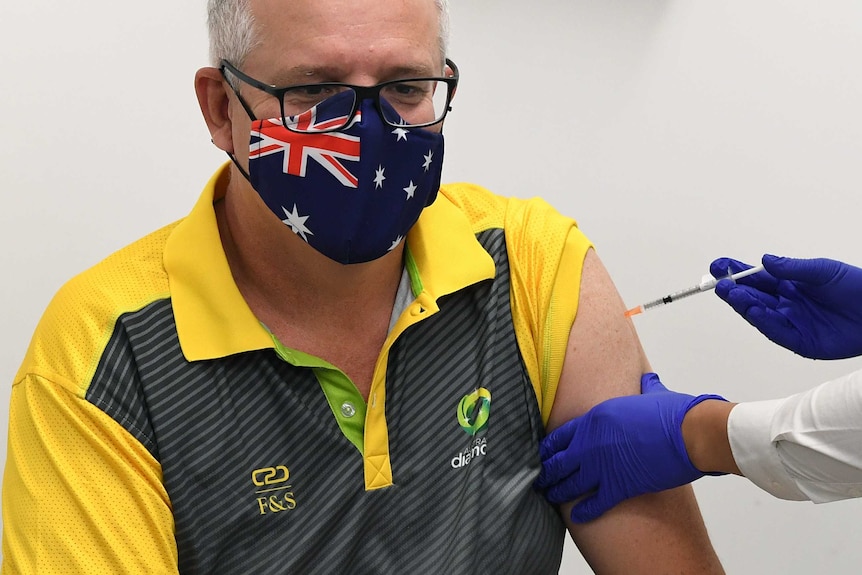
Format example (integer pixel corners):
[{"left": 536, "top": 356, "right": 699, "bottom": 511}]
[{"left": 2, "top": 1, "right": 861, "bottom": 572}]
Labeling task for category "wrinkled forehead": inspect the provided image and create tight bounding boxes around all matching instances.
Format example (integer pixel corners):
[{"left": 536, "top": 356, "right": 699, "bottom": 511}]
[{"left": 244, "top": 0, "right": 443, "bottom": 76}]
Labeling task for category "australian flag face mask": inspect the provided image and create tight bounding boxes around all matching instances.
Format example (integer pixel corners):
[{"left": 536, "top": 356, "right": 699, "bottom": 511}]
[{"left": 238, "top": 92, "right": 445, "bottom": 264}]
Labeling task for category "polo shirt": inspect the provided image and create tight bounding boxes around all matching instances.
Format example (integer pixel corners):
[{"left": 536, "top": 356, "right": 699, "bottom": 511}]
[{"left": 4, "top": 163, "right": 592, "bottom": 574}]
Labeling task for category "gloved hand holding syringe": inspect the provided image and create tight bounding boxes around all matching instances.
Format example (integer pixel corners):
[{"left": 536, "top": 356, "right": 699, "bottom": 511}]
[{"left": 625, "top": 264, "right": 765, "bottom": 317}]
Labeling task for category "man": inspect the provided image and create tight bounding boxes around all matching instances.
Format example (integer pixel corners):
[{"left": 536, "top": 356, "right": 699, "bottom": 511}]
[
  {"left": 538, "top": 255, "right": 862, "bottom": 523},
  {"left": 2, "top": 1, "right": 723, "bottom": 572}
]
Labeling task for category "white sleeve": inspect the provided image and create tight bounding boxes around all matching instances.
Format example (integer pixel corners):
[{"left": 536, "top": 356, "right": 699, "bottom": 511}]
[{"left": 727, "top": 368, "right": 862, "bottom": 503}]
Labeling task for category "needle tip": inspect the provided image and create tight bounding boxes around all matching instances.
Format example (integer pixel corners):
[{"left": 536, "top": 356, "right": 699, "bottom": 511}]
[{"left": 624, "top": 306, "right": 643, "bottom": 318}]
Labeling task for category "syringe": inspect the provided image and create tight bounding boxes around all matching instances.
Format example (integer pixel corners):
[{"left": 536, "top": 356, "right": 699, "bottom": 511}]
[{"left": 625, "top": 264, "right": 765, "bottom": 317}]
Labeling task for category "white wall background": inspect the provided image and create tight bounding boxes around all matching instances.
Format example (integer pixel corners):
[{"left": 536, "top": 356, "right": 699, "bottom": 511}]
[{"left": 2, "top": 1, "right": 861, "bottom": 572}]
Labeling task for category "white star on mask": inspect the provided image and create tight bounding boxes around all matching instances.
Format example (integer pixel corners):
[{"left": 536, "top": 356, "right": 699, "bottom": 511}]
[
  {"left": 282, "top": 204, "right": 314, "bottom": 242},
  {"left": 392, "top": 127, "right": 409, "bottom": 141},
  {"left": 389, "top": 235, "right": 404, "bottom": 251},
  {"left": 403, "top": 181, "right": 417, "bottom": 200},
  {"left": 422, "top": 150, "right": 434, "bottom": 172},
  {"left": 374, "top": 165, "right": 386, "bottom": 189}
]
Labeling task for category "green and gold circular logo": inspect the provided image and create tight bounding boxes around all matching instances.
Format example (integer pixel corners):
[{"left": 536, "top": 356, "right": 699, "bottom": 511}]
[{"left": 457, "top": 388, "right": 492, "bottom": 436}]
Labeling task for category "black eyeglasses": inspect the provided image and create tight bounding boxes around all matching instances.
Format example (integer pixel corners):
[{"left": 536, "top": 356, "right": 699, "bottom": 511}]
[{"left": 220, "top": 59, "right": 459, "bottom": 134}]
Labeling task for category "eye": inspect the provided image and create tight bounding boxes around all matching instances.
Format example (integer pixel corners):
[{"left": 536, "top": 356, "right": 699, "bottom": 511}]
[
  {"left": 291, "top": 85, "right": 339, "bottom": 99},
  {"left": 282, "top": 85, "right": 349, "bottom": 114},
  {"left": 297, "top": 85, "right": 333, "bottom": 97},
  {"left": 382, "top": 81, "right": 432, "bottom": 104}
]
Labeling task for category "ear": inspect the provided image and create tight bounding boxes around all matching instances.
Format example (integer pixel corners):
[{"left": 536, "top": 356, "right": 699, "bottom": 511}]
[
  {"left": 195, "top": 67, "right": 234, "bottom": 154},
  {"left": 445, "top": 62, "right": 458, "bottom": 101}
]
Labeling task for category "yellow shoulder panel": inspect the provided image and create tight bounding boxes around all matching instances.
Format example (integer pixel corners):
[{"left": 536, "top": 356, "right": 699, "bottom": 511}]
[
  {"left": 14, "top": 223, "right": 177, "bottom": 397},
  {"left": 436, "top": 182, "right": 508, "bottom": 235}
]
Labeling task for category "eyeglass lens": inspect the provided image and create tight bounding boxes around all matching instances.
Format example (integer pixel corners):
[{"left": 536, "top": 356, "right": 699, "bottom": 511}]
[{"left": 281, "top": 80, "right": 450, "bottom": 132}]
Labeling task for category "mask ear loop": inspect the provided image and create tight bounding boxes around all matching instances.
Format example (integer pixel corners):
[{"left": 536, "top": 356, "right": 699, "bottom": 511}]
[
  {"left": 227, "top": 152, "right": 252, "bottom": 183},
  {"left": 219, "top": 66, "right": 261, "bottom": 184},
  {"left": 225, "top": 116, "right": 264, "bottom": 184}
]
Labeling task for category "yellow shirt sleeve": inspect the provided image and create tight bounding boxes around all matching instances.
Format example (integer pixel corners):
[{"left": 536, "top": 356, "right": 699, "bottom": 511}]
[
  {"left": 504, "top": 198, "right": 592, "bottom": 426},
  {"left": 3, "top": 373, "right": 178, "bottom": 574}
]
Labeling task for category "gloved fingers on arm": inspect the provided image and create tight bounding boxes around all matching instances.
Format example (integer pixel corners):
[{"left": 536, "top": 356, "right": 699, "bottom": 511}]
[
  {"left": 536, "top": 445, "right": 583, "bottom": 490},
  {"left": 641, "top": 372, "right": 669, "bottom": 394},
  {"left": 539, "top": 416, "right": 579, "bottom": 462},
  {"left": 570, "top": 492, "right": 615, "bottom": 524},
  {"left": 544, "top": 464, "right": 598, "bottom": 506}
]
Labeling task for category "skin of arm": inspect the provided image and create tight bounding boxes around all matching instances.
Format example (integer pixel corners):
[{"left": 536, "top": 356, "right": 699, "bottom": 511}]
[{"left": 547, "top": 249, "right": 725, "bottom": 574}]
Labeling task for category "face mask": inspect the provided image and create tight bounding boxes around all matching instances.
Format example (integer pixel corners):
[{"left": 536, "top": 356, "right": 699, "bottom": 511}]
[{"left": 237, "top": 93, "right": 445, "bottom": 264}]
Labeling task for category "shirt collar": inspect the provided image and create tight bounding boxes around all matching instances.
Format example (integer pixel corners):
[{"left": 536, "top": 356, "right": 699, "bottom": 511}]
[
  {"left": 165, "top": 164, "right": 273, "bottom": 361},
  {"left": 166, "top": 163, "right": 495, "bottom": 361},
  {"left": 405, "top": 188, "right": 497, "bottom": 301}
]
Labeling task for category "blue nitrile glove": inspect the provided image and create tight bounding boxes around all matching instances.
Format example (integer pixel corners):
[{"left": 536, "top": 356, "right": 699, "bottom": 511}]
[
  {"left": 711, "top": 255, "right": 862, "bottom": 360},
  {"left": 535, "top": 373, "right": 726, "bottom": 523}
]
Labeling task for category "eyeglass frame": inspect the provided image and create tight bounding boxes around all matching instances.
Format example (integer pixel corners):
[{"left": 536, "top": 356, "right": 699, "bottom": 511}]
[{"left": 219, "top": 58, "right": 459, "bottom": 134}]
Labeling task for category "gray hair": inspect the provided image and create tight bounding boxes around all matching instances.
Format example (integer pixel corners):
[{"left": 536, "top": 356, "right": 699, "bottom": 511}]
[
  {"left": 207, "top": 0, "right": 258, "bottom": 68},
  {"left": 207, "top": 0, "right": 451, "bottom": 69}
]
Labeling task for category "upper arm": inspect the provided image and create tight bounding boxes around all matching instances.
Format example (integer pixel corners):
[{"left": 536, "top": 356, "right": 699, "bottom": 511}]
[{"left": 547, "top": 249, "right": 724, "bottom": 574}]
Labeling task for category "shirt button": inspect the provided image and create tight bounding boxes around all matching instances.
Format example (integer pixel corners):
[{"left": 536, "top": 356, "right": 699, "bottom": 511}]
[{"left": 341, "top": 402, "right": 357, "bottom": 418}]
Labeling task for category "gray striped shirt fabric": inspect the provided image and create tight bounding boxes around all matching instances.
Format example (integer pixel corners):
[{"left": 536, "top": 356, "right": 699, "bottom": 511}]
[{"left": 86, "top": 228, "right": 567, "bottom": 574}]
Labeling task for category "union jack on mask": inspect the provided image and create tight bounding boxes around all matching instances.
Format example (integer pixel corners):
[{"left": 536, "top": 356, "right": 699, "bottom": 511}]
[{"left": 245, "top": 93, "right": 445, "bottom": 264}]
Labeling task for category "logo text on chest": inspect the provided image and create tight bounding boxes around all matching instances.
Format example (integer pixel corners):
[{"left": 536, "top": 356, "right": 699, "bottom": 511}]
[
  {"left": 252, "top": 465, "right": 297, "bottom": 515},
  {"left": 450, "top": 436, "right": 488, "bottom": 469}
]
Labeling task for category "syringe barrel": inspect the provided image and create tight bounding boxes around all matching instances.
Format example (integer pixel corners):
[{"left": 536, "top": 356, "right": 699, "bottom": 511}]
[{"left": 642, "top": 284, "right": 703, "bottom": 310}]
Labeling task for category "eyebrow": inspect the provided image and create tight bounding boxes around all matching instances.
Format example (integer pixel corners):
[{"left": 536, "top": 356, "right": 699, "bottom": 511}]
[{"left": 384, "top": 64, "right": 441, "bottom": 79}]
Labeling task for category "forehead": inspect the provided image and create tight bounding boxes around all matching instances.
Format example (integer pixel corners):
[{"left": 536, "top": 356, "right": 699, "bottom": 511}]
[{"left": 243, "top": 0, "right": 441, "bottom": 79}]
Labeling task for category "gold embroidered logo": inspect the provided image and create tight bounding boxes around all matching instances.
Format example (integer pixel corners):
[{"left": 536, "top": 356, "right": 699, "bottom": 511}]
[
  {"left": 252, "top": 465, "right": 297, "bottom": 515},
  {"left": 252, "top": 465, "right": 290, "bottom": 486}
]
